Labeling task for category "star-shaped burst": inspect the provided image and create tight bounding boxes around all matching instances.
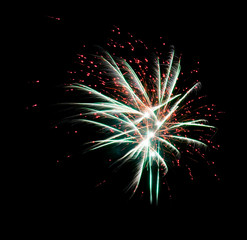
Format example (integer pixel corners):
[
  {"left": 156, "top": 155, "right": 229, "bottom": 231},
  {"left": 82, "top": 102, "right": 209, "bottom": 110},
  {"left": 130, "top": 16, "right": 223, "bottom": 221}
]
[{"left": 64, "top": 43, "right": 217, "bottom": 204}]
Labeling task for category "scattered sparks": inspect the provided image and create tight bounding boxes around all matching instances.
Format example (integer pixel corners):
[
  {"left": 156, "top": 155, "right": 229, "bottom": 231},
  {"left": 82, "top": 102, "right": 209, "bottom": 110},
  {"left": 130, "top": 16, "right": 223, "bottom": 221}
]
[{"left": 47, "top": 16, "right": 61, "bottom": 21}]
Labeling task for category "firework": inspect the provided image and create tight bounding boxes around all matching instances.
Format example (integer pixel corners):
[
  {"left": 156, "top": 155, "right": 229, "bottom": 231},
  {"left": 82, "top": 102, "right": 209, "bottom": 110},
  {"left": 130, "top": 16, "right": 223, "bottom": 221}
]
[{"left": 64, "top": 28, "right": 218, "bottom": 204}]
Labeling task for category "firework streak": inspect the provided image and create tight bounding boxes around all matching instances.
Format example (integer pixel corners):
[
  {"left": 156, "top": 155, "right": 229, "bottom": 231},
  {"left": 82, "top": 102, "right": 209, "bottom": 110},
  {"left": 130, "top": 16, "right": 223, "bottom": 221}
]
[{"left": 64, "top": 27, "right": 219, "bottom": 204}]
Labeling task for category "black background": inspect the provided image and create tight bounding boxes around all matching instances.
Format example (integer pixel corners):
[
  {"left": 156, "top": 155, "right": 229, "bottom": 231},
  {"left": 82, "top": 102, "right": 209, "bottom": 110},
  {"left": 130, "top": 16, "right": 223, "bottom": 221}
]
[{"left": 23, "top": 3, "right": 242, "bottom": 234}]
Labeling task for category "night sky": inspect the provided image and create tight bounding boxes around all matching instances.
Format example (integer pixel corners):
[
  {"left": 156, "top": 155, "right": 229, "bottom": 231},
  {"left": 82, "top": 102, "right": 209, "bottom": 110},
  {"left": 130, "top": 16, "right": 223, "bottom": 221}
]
[{"left": 24, "top": 4, "right": 242, "bottom": 233}]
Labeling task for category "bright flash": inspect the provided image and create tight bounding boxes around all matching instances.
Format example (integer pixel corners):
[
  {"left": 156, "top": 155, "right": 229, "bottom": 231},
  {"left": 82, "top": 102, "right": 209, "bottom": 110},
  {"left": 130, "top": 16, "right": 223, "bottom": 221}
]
[
  {"left": 144, "top": 111, "right": 150, "bottom": 118},
  {"left": 147, "top": 131, "right": 155, "bottom": 139},
  {"left": 156, "top": 120, "right": 162, "bottom": 127}
]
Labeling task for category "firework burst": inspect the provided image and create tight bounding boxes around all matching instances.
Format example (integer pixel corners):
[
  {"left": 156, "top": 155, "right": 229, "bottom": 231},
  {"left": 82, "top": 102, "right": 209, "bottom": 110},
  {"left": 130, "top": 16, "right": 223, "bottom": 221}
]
[{"left": 63, "top": 27, "right": 218, "bottom": 204}]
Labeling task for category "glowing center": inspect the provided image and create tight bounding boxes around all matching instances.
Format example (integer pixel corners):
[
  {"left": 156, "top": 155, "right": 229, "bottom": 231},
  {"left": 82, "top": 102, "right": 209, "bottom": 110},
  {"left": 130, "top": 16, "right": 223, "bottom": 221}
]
[
  {"left": 156, "top": 120, "right": 162, "bottom": 127},
  {"left": 143, "top": 131, "right": 155, "bottom": 147},
  {"left": 147, "top": 131, "right": 155, "bottom": 139},
  {"left": 144, "top": 111, "right": 150, "bottom": 118}
]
